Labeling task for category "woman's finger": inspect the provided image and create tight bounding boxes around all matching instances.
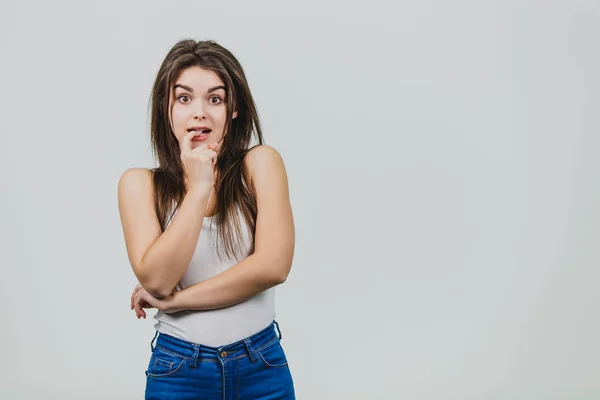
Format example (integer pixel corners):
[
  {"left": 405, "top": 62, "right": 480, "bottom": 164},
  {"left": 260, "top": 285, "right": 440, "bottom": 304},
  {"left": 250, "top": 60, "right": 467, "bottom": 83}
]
[
  {"left": 130, "top": 284, "right": 141, "bottom": 310},
  {"left": 131, "top": 289, "right": 136, "bottom": 310},
  {"left": 213, "top": 138, "right": 224, "bottom": 154},
  {"left": 207, "top": 141, "right": 220, "bottom": 176},
  {"left": 140, "top": 299, "right": 151, "bottom": 319},
  {"left": 180, "top": 130, "right": 201, "bottom": 154},
  {"left": 133, "top": 294, "right": 145, "bottom": 319},
  {"left": 185, "top": 132, "right": 211, "bottom": 154}
]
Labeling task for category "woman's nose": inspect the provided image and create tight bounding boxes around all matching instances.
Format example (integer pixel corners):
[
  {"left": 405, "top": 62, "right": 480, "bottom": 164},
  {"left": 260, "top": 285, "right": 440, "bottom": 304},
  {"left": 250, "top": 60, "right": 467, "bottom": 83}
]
[{"left": 194, "top": 105, "right": 206, "bottom": 120}]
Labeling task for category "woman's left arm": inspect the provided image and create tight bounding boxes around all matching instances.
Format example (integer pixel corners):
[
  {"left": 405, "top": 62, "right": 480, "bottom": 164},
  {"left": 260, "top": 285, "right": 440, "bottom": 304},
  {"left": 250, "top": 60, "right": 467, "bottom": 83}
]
[{"left": 162, "top": 145, "right": 294, "bottom": 313}]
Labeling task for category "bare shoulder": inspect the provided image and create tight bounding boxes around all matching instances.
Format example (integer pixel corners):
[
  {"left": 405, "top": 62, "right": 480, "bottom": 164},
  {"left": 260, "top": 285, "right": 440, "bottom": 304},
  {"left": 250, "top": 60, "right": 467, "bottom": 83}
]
[
  {"left": 243, "top": 145, "right": 294, "bottom": 282},
  {"left": 117, "top": 167, "right": 162, "bottom": 275},
  {"left": 243, "top": 144, "right": 287, "bottom": 186},
  {"left": 117, "top": 167, "right": 155, "bottom": 216},
  {"left": 118, "top": 168, "right": 153, "bottom": 197},
  {"left": 242, "top": 144, "right": 291, "bottom": 213},
  {"left": 118, "top": 167, "right": 153, "bottom": 186}
]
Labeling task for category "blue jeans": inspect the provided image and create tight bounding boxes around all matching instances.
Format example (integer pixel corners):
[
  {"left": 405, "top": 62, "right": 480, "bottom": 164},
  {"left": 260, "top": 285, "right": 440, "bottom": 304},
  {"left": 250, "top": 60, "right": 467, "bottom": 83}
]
[{"left": 144, "top": 320, "right": 296, "bottom": 399}]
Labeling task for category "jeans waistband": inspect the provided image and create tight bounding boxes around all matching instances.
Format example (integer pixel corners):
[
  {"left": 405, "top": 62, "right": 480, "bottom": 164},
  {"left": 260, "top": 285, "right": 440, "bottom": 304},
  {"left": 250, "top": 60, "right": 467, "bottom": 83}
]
[{"left": 149, "top": 320, "right": 282, "bottom": 366}]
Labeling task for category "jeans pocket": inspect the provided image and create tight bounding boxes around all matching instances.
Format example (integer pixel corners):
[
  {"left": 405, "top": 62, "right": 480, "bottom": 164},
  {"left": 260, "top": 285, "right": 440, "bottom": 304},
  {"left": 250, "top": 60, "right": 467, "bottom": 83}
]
[
  {"left": 145, "top": 348, "right": 186, "bottom": 378},
  {"left": 256, "top": 339, "right": 289, "bottom": 369}
]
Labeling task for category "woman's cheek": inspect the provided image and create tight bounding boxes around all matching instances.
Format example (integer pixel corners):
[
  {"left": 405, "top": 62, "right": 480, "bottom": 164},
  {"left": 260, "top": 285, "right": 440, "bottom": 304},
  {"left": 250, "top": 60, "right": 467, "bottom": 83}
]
[{"left": 172, "top": 108, "right": 187, "bottom": 136}]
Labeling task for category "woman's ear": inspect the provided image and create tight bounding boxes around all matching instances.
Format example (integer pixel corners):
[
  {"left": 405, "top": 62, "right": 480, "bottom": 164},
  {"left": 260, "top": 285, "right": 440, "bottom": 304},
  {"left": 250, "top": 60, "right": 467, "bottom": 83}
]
[{"left": 233, "top": 110, "right": 238, "bottom": 119}]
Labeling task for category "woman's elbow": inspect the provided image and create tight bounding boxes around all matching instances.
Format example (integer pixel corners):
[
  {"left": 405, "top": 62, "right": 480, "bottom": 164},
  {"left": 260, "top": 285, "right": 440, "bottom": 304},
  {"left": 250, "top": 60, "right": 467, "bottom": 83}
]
[
  {"left": 137, "top": 273, "right": 173, "bottom": 299},
  {"left": 272, "top": 259, "right": 292, "bottom": 285}
]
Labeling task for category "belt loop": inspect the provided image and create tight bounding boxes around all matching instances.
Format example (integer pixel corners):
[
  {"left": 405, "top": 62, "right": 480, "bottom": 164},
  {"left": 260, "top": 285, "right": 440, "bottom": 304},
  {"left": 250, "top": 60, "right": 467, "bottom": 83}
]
[
  {"left": 273, "top": 320, "right": 282, "bottom": 340},
  {"left": 150, "top": 330, "right": 159, "bottom": 352},
  {"left": 244, "top": 338, "right": 257, "bottom": 363},
  {"left": 190, "top": 344, "right": 201, "bottom": 369}
]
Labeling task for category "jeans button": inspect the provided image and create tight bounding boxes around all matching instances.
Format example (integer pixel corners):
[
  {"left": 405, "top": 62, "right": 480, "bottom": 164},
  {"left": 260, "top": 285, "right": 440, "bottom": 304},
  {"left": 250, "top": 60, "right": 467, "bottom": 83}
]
[{"left": 220, "top": 351, "right": 228, "bottom": 358}]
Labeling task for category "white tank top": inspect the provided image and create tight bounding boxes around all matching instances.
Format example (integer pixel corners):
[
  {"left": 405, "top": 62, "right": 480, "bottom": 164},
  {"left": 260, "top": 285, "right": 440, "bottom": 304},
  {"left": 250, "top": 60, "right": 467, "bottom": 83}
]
[{"left": 153, "top": 204, "right": 275, "bottom": 347}]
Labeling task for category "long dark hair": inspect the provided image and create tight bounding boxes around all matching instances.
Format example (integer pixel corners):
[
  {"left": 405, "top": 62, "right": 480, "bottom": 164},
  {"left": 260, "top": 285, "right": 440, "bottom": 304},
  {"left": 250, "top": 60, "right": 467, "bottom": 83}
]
[{"left": 149, "top": 39, "right": 263, "bottom": 260}]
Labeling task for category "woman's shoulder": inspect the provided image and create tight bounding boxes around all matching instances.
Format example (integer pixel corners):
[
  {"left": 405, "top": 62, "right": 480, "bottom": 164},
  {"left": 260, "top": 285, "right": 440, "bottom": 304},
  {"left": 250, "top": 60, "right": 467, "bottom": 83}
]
[
  {"left": 118, "top": 167, "right": 154, "bottom": 187},
  {"left": 243, "top": 144, "right": 286, "bottom": 177},
  {"left": 242, "top": 144, "right": 288, "bottom": 191},
  {"left": 117, "top": 168, "right": 154, "bottom": 200}
]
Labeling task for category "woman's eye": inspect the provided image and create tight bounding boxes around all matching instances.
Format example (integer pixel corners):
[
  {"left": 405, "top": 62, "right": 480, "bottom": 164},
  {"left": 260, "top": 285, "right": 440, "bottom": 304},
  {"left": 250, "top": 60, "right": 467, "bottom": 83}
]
[
  {"left": 210, "top": 96, "right": 222, "bottom": 104},
  {"left": 178, "top": 95, "right": 190, "bottom": 103}
]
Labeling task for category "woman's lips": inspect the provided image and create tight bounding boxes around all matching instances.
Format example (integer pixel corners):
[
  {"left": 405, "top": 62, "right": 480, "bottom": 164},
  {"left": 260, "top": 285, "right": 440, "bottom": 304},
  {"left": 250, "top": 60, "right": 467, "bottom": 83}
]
[{"left": 192, "top": 133, "right": 210, "bottom": 141}]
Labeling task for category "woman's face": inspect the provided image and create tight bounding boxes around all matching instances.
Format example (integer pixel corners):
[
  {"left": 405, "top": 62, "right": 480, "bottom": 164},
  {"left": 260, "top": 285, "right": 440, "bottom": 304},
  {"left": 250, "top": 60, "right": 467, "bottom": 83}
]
[{"left": 169, "top": 66, "right": 237, "bottom": 152}]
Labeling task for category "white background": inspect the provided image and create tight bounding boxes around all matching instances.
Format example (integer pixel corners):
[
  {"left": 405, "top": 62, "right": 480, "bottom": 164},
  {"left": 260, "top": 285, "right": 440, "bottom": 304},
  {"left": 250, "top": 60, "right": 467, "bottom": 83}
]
[{"left": 1, "top": 0, "right": 599, "bottom": 398}]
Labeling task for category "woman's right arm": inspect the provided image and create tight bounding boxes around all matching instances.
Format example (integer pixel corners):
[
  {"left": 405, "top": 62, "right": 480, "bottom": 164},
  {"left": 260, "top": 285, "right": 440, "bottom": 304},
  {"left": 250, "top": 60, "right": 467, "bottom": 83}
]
[{"left": 117, "top": 168, "right": 209, "bottom": 298}]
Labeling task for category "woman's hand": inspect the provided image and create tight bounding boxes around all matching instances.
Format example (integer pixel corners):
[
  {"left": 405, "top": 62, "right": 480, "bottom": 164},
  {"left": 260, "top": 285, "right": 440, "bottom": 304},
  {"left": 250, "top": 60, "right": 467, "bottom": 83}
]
[
  {"left": 180, "top": 134, "right": 222, "bottom": 195},
  {"left": 130, "top": 283, "right": 172, "bottom": 318}
]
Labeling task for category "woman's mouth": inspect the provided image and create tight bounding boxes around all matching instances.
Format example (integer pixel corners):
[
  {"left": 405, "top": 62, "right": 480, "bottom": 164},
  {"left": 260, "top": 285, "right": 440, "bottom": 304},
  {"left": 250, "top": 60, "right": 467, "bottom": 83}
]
[{"left": 189, "top": 128, "right": 212, "bottom": 141}]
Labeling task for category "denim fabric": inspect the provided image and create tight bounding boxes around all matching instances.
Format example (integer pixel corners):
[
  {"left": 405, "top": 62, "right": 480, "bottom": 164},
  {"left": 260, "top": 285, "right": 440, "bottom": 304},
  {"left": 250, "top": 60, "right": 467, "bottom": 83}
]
[{"left": 144, "top": 320, "right": 295, "bottom": 399}]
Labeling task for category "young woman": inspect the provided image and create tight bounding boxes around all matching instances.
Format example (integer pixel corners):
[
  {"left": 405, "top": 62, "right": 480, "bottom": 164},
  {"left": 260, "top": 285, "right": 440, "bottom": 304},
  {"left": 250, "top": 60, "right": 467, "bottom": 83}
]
[{"left": 118, "top": 39, "right": 296, "bottom": 399}]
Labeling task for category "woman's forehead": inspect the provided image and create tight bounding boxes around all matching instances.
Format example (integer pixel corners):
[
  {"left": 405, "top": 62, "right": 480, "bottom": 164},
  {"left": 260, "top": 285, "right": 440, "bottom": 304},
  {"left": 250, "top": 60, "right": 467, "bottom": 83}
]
[{"left": 173, "top": 66, "right": 225, "bottom": 91}]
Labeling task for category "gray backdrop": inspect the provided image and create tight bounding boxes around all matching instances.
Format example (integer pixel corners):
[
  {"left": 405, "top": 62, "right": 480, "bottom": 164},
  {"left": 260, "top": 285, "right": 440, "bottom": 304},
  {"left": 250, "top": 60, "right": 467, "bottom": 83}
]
[{"left": 1, "top": 0, "right": 599, "bottom": 398}]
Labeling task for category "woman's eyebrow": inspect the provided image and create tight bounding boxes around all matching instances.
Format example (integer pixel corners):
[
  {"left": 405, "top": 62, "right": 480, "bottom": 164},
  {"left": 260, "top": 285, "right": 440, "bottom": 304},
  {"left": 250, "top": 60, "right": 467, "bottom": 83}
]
[
  {"left": 173, "top": 84, "right": 226, "bottom": 93},
  {"left": 207, "top": 85, "right": 226, "bottom": 93},
  {"left": 173, "top": 84, "right": 193, "bottom": 92}
]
